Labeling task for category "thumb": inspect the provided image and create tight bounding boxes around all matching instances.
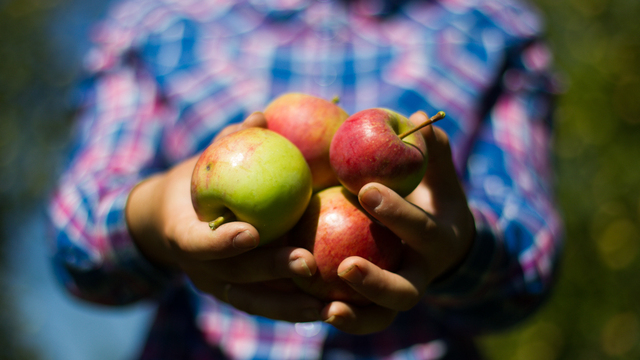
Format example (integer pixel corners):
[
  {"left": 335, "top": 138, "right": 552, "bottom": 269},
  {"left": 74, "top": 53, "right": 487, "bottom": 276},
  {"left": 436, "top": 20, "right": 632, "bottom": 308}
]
[
  {"left": 241, "top": 111, "right": 268, "bottom": 129},
  {"left": 408, "top": 111, "right": 461, "bottom": 203},
  {"left": 213, "top": 112, "right": 268, "bottom": 142}
]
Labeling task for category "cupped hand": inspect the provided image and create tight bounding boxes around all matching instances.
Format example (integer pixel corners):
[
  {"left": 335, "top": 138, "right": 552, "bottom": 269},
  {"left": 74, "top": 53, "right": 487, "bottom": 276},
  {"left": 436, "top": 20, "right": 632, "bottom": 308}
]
[
  {"left": 322, "top": 111, "right": 476, "bottom": 334},
  {"left": 126, "top": 112, "right": 324, "bottom": 323}
]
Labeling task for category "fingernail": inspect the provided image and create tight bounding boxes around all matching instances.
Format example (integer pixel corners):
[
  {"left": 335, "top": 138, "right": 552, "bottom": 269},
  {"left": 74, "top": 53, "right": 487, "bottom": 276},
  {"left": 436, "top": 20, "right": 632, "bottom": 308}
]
[
  {"left": 338, "top": 264, "right": 363, "bottom": 284},
  {"left": 324, "top": 315, "right": 344, "bottom": 327},
  {"left": 291, "top": 258, "right": 313, "bottom": 277},
  {"left": 360, "top": 187, "right": 382, "bottom": 209},
  {"left": 233, "top": 230, "right": 258, "bottom": 249}
]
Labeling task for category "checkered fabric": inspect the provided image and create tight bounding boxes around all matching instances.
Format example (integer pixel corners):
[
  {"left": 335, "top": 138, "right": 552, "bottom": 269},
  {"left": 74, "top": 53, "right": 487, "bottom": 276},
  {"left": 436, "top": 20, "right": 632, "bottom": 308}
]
[{"left": 48, "top": 0, "right": 563, "bottom": 359}]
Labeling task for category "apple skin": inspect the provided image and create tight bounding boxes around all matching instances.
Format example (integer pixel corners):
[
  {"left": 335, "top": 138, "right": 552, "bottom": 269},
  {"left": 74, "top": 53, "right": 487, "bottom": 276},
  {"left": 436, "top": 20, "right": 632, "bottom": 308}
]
[
  {"left": 287, "top": 186, "right": 403, "bottom": 305},
  {"left": 329, "top": 108, "right": 428, "bottom": 197},
  {"left": 191, "top": 127, "right": 313, "bottom": 245},
  {"left": 264, "top": 93, "right": 349, "bottom": 192}
]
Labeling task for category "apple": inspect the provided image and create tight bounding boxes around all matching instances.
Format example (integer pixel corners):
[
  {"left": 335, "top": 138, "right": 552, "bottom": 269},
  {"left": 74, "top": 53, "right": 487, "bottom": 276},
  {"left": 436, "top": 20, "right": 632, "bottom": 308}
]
[
  {"left": 330, "top": 108, "right": 443, "bottom": 197},
  {"left": 191, "top": 127, "right": 313, "bottom": 245},
  {"left": 264, "top": 93, "right": 349, "bottom": 191},
  {"left": 287, "top": 186, "right": 403, "bottom": 305}
]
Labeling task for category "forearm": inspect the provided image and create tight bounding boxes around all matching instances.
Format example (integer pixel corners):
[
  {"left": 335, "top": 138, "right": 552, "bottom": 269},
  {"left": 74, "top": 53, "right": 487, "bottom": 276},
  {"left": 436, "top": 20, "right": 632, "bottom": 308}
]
[
  {"left": 125, "top": 156, "right": 199, "bottom": 269},
  {"left": 126, "top": 173, "right": 174, "bottom": 267}
]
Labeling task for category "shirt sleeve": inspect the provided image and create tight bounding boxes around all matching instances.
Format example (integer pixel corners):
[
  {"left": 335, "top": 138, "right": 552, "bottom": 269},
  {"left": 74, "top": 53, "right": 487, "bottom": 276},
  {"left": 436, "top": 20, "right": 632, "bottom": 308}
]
[
  {"left": 47, "top": 58, "right": 181, "bottom": 305},
  {"left": 422, "top": 39, "right": 564, "bottom": 332}
]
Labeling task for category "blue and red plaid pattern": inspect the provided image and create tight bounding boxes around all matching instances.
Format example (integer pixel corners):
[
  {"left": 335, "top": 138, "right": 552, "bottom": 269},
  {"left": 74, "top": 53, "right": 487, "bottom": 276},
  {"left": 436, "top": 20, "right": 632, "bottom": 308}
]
[{"left": 48, "top": 0, "right": 563, "bottom": 358}]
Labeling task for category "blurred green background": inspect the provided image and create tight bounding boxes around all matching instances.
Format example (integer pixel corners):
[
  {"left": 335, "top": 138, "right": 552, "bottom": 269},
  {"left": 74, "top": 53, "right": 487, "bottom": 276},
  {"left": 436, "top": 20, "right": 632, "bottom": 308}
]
[
  {"left": 480, "top": 0, "right": 640, "bottom": 359},
  {"left": 1, "top": 0, "right": 639, "bottom": 359}
]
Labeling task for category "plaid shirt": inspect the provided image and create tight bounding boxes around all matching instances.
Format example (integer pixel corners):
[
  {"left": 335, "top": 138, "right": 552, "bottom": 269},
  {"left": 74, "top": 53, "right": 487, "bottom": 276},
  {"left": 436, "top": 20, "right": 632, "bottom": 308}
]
[{"left": 48, "top": 0, "right": 563, "bottom": 359}]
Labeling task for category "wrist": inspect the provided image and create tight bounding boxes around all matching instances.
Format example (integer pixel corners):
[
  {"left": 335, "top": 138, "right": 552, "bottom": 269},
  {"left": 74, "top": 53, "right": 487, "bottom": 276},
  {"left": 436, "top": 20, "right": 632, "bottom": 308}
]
[
  {"left": 432, "top": 225, "right": 476, "bottom": 284},
  {"left": 126, "top": 173, "right": 176, "bottom": 268}
]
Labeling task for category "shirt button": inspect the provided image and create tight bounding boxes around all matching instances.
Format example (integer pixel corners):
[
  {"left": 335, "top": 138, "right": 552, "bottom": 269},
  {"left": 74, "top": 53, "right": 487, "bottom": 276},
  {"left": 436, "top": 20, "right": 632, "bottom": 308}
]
[
  {"left": 314, "top": 64, "right": 337, "bottom": 86},
  {"left": 295, "top": 321, "right": 323, "bottom": 337}
]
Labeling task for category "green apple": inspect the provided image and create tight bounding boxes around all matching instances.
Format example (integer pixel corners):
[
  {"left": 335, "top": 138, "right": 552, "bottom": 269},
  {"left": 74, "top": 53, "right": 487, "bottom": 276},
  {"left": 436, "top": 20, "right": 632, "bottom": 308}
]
[{"left": 191, "top": 127, "right": 313, "bottom": 245}]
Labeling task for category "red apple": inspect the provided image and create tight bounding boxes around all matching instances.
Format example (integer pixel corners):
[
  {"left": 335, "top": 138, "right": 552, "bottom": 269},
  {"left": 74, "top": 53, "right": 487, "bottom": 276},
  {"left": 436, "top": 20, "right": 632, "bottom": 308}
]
[
  {"left": 264, "top": 93, "right": 349, "bottom": 191},
  {"left": 329, "top": 108, "right": 428, "bottom": 197},
  {"left": 287, "top": 186, "right": 403, "bottom": 305}
]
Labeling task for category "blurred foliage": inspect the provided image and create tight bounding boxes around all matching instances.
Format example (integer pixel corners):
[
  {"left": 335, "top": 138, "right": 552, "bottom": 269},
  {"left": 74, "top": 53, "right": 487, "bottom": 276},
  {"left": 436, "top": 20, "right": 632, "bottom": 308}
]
[
  {"left": 0, "top": 0, "right": 80, "bottom": 358},
  {"left": 0, "top": 0, "right": 79, "bottom": 206},
  {"left": 0, "top": 0, "right": 639, "bottom": 359},
  {"left": 479, "top": 0, "right": 640, "bottom": 359}
]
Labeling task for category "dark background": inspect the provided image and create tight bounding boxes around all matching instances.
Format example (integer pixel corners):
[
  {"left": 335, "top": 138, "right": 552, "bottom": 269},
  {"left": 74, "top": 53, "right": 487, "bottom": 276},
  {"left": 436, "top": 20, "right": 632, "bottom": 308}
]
[{"left": 1, "top": 0, "right": 639, "bottom": 359}]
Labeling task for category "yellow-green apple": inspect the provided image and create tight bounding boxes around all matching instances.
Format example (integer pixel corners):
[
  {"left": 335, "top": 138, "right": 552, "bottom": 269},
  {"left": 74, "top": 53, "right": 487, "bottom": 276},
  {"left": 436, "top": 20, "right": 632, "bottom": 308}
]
[
  {"left": 329, "top": 108, "right": 429, "bottom": 197},
  {"left": 264, "top": 93, "right": 349, "bottom": 191},
  {"left": 191, "top": 127, "right": 313, "bottom": 245},
  {"left": 287, "top": 186, "right": 403, "bottom": 305}
]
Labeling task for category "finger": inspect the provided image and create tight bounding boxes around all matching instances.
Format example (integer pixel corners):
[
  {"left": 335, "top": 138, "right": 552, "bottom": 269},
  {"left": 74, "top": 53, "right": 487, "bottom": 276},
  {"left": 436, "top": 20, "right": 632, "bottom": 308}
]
[
  {"left": 408, "top": 112, "right": 462, "bottom": 200},
  {"left": 199, "top": 246, "right": 317, "bottom": 283},
  {"left": 161, "top": 157, "right": 263, "bottom": 260},
  {"left": 337, "top": 256, "right": 423, "bottom": 311},
  {"left": 193, "top": 280, "right": 324, "bottom": 323},
  {"left": 228, "top": 283, "right": 324, "bottom": 323},
  {"left": 240, "top": 111, "right": 267, "bottom": 129},
  {"left": 408, "top": 111, "right": 448, "bottom": 156},
  {"left": 358, "top": 183, "right": 438, "bottom": 253},
  {"left": 321, "top": 301, "right": 398, "bottom": 335},
  {"left": 359, "top": 183, "right": 473, "bottom": 282},
  {"left": 171, "top": 219, "right": 261, "bottom": 260},
  {"left": 213, "top": 112, "right": 268, "bottom": 142},
  {"left": 213, "top": 123, "right": 244, "bottom": 141}
]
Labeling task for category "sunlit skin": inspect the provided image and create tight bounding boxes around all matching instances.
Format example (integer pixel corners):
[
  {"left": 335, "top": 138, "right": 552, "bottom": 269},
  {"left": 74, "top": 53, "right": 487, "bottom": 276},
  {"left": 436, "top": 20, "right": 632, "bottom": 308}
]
[
  {"left": 288, "top": 186, "right": 403, "bottom": 305},
  {"left": 191, "top": 127, "right": 313, "bottom": 245},
  {"left": 330, "top": 108, "right": 428, "bottom": 197},
  {"left": 264, "top": 93, "right": 349, "bottom": 191}
]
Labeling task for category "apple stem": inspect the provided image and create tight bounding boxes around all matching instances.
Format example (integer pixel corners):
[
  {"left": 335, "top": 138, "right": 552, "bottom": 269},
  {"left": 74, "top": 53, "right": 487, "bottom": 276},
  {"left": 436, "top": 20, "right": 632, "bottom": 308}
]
[
  {"left": 209, "top": 210, "right": 237, "bottom": 231},
  {"left": 398, "top": 111, "right": 446, "bottom": 139},
  {"left": 332, "top": 96, "right": 340, "bottom": 104}
]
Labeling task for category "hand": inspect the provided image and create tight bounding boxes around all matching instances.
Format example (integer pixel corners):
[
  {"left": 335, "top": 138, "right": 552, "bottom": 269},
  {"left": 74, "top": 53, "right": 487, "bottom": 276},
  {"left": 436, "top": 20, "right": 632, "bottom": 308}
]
[
  {"left": 126, "top": 113, "right": 325, "bottom": 323},
  {"left": 321, "top": 111, "right": 476, "bottom": 334}
]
